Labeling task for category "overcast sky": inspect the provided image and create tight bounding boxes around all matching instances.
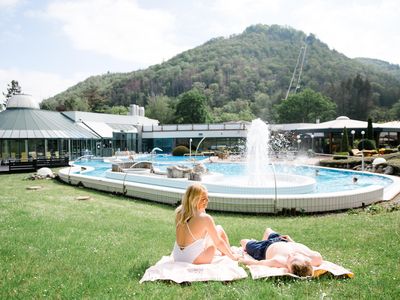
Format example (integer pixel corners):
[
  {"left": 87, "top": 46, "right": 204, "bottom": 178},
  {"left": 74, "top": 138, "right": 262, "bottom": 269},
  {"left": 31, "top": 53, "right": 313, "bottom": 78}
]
[{"left": 1, "top": 0, "right": 399, "bottom": 102}]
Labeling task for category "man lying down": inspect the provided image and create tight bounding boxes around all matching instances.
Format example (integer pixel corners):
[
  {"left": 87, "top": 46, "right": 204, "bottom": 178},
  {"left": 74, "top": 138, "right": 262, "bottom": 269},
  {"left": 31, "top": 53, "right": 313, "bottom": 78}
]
[{"left": 239, "top": 227, "right": 323, "bottom": 277}]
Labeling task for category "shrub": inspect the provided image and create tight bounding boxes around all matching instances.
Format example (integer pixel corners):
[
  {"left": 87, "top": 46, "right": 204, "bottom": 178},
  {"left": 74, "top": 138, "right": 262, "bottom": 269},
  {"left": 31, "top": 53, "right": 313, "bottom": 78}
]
[
  {"left": 333, "top": 152, "right": 349, "bottom": 159},
  {"left": 172, "top": 145, "right": 190, "bottom": 156},
  {"left": 357, "top": 139, "right": 376, "bottom": 150},
  {"left": 379, "top": 148, "right": 398, "bottom": 154}
]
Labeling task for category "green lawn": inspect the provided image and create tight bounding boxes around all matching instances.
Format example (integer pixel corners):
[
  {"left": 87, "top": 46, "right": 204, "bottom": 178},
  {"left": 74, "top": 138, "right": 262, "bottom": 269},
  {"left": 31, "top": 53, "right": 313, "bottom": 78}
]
[{"left": 1, "top": 172, "right": 399, "bottom": 299}]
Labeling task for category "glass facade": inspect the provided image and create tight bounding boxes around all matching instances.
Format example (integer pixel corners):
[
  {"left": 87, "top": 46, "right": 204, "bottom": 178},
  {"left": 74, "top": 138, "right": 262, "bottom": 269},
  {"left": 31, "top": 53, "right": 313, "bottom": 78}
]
[
  {"left": 141, "top": 137, "right": 245, "bottom": 154},
  {"left": 0, "top": 138, "right": 102, "bottom": 162},
  {"left": 112, "top": 132, "right": 137, "bottom": 152}
]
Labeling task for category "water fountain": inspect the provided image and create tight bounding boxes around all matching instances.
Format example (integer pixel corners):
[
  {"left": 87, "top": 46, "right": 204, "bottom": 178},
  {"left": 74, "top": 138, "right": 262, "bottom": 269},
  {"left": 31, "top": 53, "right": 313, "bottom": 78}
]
[
  {"left": 246, "top": 118, "right": 270, "bottom": 186},
  {"left": 201, "top": 118, "right": 316, "bottom": 194}
]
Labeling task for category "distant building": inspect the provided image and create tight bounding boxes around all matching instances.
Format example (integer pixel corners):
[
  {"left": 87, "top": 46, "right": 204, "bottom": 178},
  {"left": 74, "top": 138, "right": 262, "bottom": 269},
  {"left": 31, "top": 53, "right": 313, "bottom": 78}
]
[
  {"left": 0, "top": 94, "right": 248, "bottom": 162},
  {"left": 0, "top": 94, "right": 158, "bottom": 161},
  {"left": 3, "top": 95, "right": 397, "bottom": 163}
]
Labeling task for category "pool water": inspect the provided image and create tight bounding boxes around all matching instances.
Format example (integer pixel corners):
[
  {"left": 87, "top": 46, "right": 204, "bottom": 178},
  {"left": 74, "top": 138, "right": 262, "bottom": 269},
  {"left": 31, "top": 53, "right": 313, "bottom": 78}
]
[
  {"left": 72, "top": 156, "right": 392, "bottom": 194},
  {"left": 206, "top": 163, "right": 392, "bottom": 193}
]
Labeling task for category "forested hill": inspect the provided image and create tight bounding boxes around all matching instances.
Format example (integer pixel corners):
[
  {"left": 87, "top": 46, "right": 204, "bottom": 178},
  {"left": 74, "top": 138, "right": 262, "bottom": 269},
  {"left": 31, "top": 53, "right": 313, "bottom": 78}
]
[
  {"left": 41, "top": 24, "right": 400, "bottom": 123},
  {"left": 354, "top": 58, "right": 400, "bottom": 81}
]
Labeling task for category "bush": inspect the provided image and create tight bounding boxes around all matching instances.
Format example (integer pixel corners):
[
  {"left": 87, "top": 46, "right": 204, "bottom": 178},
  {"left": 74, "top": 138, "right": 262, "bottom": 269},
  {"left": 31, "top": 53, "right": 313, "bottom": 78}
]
[
  {"left": 357, "top": 139, "right": 376, "bottom": 150},
  {"left": 172, "top": 145, "right": 190, "bottom": 156},
  {"left": 333, "top": 152, "right": 349, "bottom": 159},
  {"left": 379, "top": 148, "right": 398, "bottom": 155}
]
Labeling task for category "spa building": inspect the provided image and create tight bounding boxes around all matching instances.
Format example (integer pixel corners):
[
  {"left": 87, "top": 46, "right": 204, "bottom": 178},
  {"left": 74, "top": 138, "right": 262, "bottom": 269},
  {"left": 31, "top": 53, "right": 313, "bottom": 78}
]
[{"left": 1, "top": 94, "right": 399, "bottom": 163}]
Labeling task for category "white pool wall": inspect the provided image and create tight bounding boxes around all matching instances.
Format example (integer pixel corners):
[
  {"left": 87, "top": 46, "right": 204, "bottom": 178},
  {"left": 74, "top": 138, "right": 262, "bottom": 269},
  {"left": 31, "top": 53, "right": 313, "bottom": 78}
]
[{"left": 59, "top": 166, "right": 385, "bottom": 213}]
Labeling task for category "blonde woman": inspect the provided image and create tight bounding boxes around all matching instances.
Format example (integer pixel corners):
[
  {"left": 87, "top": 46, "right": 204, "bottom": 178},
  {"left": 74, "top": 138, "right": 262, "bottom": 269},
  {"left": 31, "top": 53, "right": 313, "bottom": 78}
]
[{"left": 172, "top": 183, "right": 239, "bottom": 264}]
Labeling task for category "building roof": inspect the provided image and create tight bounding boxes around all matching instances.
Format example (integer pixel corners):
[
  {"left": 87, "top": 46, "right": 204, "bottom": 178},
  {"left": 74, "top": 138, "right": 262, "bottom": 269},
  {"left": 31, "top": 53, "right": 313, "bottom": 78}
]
[
  {"left": 378, "top": 121, "right": 400, "bottom": 129},
  {"left": 62, "top": 111, "right": 158, "bottom": 126},
  {"left": 269, "top": 123, "right": 315, "bottom": 131},
  {"left": 0, "top": 108, "right": 99, "bottom": 139},
  {"left": 297, "top": 116, "right": 377, "bottom": 132},
  {"left": 6, "top": 94, "right": 40, "bottom": 110},
  {"left": 61, "top": 111, "right": 147, "bottom": 138}
]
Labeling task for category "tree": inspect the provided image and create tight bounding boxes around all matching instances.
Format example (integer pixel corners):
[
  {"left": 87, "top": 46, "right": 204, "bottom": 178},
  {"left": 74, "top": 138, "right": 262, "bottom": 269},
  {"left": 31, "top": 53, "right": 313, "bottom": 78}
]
[
  {"left": 274, "top": 88, "right": 337, "bottom": 123},
  {"left": 389, "top": 99, "right": 400, "bottom": 119},
  {"left": 367, "top": 117, "right": 374, "bottom": 140},
  {"left": 175, "top": 89, "right": 209, "bottom": 124},
  {"left": 3, "top": 80, "right": 22, "bottom": 108},
  {"left": 84, "top": 85, "right": 107, "bottom": 112},
  {"left": 341, "top": 127, "right": 350, "bottom": 152},
  {"left": 145, "top": 95, "right": 176, "bottom": 124},
  {"left": 104, "top": 106, "right": 129, "bottom": 115},
  {"left": 212, "top": 99, "right": 255, "bottom": 122},
  {"left": 251, "top": 92, "right": 275, "bottom": 122}
]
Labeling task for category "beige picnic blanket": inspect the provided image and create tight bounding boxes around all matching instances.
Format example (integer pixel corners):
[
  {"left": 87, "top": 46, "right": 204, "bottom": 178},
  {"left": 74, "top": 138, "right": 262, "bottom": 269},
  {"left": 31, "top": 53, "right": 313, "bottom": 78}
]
[
  {"left": 232, "top": 247, "right": 354, "bottom": 279},
  {"left": 140, "top": 255, "right": 248, "bottom": 283}
]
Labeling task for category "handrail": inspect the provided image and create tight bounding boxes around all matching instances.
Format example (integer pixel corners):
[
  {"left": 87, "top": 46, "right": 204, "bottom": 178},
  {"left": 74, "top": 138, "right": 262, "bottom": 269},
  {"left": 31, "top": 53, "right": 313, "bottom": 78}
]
[
  {"left": 270, "top": 163, "right": 278, "bottom": 213},
  {"left": 195, "top": 137, "right": 207, "bottom": 154}
]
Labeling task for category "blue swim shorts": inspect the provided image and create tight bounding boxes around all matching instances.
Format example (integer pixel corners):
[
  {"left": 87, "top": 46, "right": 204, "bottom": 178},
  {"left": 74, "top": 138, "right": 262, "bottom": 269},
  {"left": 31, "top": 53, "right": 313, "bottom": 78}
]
[{"left": 245, "top": 232, "right": 287, "bottom": 260}]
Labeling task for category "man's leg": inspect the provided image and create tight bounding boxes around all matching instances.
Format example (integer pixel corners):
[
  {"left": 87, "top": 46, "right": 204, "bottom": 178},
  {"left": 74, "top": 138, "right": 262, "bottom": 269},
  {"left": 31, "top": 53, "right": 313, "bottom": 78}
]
[
  {"left": 262, "top": 227, "right": 276, "bottom": 240},
  {"left": 240, "top": 239, "right": 251, "bottom": 250}
]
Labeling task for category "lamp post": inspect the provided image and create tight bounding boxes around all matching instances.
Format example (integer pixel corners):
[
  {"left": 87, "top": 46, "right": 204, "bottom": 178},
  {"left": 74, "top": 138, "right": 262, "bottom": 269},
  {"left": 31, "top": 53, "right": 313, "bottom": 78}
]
[
  {"left": 351, "top": 130, "right": 355, "bottom": 148},
  {"left": 361, "top": 131, "right": 365, "bottom": 149},
  {"left": 361, "top": 131, "right": 365, "bottom": 171},
  {"left": 296, "top": 135, "right": 301, "bottom": 152},
  {"left": 340, "top": 132, "right": 344, "bottom": 152},
  {"left": 310, "top": 134, "right": 314, "bottom": 152},
  {"left": 189, "top": 138, "right": 192, "bottom": 158}
]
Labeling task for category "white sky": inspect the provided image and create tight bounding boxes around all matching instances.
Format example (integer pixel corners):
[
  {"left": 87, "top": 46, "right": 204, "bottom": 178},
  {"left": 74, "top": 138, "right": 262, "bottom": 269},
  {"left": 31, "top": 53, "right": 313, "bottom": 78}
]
[{"left": 0, "top": 0, "right": 399, "bottom": 102}]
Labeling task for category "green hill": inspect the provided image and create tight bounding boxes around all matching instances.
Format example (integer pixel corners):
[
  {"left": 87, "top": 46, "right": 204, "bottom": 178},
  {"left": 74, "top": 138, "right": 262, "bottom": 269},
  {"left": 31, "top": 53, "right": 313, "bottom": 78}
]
[
  {"left": 41, "top": 24, "right": 400, "bottom": 123},
  {"left": 355, "top": 57, "right": 400, "bottom": 80}
]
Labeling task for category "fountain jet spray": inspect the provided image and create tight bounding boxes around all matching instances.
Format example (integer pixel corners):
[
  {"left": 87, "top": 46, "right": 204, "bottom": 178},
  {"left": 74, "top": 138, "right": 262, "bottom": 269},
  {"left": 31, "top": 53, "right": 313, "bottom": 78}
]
[{"left": 246, "top": 118, "right": 270, "bottom": 186}]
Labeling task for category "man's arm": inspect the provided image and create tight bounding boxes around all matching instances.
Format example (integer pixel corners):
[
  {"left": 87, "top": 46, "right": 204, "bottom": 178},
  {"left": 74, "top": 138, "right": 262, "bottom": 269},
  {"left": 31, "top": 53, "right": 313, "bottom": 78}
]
[
  {"left": 240, "top": 255, "right": 287, "bottom": 268},
  {"left": 294, "top": 243, "right": 323, "bottom": 266}
]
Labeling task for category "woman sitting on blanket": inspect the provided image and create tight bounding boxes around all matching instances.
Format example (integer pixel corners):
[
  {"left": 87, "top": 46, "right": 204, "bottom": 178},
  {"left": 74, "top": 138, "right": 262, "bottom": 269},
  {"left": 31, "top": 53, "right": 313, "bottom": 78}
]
[
  {"left": 240, "top": 227, "right": 323, "bottom": 277},
  {"left": 172, "top": 183, "right": 240, "bottom": 264}
]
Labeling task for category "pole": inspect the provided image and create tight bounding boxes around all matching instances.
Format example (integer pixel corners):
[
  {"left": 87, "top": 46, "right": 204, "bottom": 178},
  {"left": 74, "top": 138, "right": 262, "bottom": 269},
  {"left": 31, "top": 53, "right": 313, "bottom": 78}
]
[{"left": 189, "top": 138, "right": 192, "bottom": 158}]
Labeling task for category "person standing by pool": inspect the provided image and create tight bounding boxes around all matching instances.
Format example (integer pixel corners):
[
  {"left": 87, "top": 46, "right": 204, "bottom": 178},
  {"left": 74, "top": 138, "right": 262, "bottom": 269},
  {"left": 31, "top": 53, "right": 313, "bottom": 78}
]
[{"left": 172, "top": 183, "right": 240, "bottom": 264}]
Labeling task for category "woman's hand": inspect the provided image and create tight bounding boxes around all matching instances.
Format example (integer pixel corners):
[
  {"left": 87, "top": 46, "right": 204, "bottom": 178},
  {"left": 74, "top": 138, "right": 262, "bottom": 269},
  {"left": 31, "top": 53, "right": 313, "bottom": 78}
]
[
  {"left": 238, "top": 258, "right": 255, "bottom": 265},
  {"left": 231, "top": 253, "right": 241, "bottom": 261}
]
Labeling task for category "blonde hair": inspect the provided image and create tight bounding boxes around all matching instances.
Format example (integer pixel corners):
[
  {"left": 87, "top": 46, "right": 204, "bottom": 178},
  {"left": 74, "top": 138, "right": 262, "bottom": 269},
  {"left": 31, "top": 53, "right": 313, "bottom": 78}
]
[
  {"left": 175, "top": 183, "right": 207, "bottom": 225},
  {"left": 290, "top": 261, "right": 313, "bottom": 277}
]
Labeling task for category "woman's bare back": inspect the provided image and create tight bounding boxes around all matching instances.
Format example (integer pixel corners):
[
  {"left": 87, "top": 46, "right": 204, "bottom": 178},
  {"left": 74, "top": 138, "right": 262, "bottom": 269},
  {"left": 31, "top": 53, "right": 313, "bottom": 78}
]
[{"left": 175, "top": 214, "right": 207, "bottom": 247}]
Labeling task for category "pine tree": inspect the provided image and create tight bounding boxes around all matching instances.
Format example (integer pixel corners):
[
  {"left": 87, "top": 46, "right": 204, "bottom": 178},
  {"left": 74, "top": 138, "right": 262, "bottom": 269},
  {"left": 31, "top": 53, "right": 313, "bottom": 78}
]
[
  {"left": 367, "top": 117, "right": 374, "bottom": 140},
  {"left": 341, "top": 127, "right": 350, "bottom": 152}
]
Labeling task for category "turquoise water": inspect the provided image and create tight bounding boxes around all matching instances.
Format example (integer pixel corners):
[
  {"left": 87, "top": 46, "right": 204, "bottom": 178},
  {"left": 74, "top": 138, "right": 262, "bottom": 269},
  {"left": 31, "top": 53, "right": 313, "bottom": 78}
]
[
  {"left": 136, "top": 154, "right": 207, "bottom": 163},
  {"left": 72, "top": 155, "right": 393, "bottom": 194}
]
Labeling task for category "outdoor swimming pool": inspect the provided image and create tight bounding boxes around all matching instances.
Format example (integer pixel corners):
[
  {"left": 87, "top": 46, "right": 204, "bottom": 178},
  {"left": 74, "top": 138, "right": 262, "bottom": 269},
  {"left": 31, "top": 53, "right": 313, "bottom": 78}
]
[
  {"left": 72, "top": 157, "right": 393, "bottom": 194},
  {"left": 60, "top": 155, "right": 400, "bottom": 213}
]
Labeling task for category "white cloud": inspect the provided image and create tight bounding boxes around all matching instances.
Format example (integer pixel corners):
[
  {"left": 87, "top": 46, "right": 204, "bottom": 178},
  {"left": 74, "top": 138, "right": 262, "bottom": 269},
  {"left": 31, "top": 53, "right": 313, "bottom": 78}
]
[
  {"left": 207, "top": 0, "right": 400, "bottom": 64},
  {"left": 43, "top": 0, "right": 183, "bottom": 66},
  {"left": 0, "top": 0, "right": 20, "bottom": 8},
  {"left": 292, "top": 0, "right": 400, "bottom": 62},
  {"left": 0, "top": 68, "right": 89, "bottom": 102}
]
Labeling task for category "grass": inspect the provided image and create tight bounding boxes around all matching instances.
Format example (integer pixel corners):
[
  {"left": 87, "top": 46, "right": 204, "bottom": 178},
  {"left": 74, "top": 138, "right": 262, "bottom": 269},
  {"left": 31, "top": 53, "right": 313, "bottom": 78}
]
[{"left": 1, "top": 171, "right": 400, "bottom": 299}]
